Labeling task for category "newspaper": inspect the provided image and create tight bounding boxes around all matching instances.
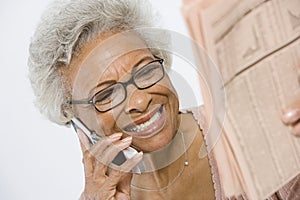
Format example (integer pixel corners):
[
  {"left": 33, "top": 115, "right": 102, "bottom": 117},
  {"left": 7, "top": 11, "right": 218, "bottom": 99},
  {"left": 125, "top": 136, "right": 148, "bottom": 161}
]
[{"left": 182, "top": 0, "right": 300, "bottom": 199}]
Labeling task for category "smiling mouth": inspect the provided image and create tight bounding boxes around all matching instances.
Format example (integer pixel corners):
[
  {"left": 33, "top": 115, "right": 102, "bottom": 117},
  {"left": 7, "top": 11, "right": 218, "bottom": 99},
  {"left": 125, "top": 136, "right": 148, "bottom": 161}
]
[{"left": 122, "top": 106, "right": 166, "bottom": 138}]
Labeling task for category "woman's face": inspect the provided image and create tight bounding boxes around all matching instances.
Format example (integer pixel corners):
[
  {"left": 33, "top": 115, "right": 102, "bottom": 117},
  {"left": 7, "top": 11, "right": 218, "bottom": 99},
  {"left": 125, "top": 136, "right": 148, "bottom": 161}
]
[{"left": 67, "top": 32, "right": 180, "bottom": 152}]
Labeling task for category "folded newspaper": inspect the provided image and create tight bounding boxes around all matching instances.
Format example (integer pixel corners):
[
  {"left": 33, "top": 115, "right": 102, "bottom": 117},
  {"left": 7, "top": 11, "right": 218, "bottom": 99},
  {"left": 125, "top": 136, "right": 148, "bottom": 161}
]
[{"left": 182, "top": 0, "right": 300, "bottom": 199}]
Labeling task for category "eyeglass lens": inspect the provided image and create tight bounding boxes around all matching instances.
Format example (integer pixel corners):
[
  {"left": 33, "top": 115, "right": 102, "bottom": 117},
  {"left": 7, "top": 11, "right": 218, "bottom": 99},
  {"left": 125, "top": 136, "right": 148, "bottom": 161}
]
[{"left": 93, "top": 60, "right": 164, "bottom": 112}]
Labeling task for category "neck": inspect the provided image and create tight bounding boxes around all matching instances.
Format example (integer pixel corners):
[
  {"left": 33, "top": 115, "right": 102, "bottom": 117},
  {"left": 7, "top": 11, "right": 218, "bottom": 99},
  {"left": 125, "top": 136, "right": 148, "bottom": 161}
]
[
  {"left": 130, "top": 112, "right": 215, "bottom": 199},
  {"left": 131, "top": 112, "right": 199, "bottom": 190}
]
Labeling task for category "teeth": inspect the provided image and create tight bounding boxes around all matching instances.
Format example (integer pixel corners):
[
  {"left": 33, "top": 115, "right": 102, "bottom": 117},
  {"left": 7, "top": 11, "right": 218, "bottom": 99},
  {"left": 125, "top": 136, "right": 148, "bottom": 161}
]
[{"left": 125, "top": 107, "right": 162, "bottom": 132}]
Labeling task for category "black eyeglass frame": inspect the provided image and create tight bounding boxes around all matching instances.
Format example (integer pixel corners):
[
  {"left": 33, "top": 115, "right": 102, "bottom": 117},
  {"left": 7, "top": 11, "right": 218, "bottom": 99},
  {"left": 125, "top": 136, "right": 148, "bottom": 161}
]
[{"left": 70, "top": 58, "right": 164, "bottom": 113}]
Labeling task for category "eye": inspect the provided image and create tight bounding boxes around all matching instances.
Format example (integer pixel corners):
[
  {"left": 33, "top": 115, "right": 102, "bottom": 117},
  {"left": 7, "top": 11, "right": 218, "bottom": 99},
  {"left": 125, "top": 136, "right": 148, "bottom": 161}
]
[
  {"left": 135, "top": 63, "right": 161, "bottom": 80},
  {"left": 94, "top": 87, "right": 115, "bottom": 105}
]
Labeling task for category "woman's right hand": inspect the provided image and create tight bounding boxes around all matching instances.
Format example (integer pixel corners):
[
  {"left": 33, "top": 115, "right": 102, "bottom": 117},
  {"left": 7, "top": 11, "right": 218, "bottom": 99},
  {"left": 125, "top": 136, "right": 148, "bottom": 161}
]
[{"left": 77, "top": 130, "right": 143, "bottom": 200}]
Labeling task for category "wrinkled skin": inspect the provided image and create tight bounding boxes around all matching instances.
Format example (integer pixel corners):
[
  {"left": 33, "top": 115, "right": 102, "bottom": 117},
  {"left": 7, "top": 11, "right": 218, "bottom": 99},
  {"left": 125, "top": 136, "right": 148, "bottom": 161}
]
[{"left": 77, "top": 130, "right": 143, "bottom": 200}]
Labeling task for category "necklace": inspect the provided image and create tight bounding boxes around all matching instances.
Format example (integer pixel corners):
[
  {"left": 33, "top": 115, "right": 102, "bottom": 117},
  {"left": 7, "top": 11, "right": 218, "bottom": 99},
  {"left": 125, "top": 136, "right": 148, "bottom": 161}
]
[
  {"left": 181, "top": 131, "right": 189, "bottom": 166},
  {"left": 131, "top": 131, "right": 189, "bottom": 192}
]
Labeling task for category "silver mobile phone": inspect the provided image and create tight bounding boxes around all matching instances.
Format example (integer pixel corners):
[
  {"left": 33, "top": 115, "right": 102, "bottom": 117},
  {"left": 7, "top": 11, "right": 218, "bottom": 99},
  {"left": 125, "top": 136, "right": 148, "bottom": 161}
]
[{"left": 71, "top": 117, "right": 145, "bottom": 174}]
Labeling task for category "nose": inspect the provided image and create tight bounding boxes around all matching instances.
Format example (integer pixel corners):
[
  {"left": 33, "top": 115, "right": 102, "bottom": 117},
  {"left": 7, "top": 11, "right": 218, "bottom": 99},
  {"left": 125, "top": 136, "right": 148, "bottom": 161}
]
[{"left": 125, "top": 87, "right": 152, "bottom": 114}]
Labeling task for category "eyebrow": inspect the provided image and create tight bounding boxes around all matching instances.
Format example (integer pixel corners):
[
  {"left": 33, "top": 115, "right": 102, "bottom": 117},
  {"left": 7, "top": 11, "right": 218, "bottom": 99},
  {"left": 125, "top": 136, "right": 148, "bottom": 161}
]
[{"left": 130, "top": 56, "right": 154, "bottom": 73}]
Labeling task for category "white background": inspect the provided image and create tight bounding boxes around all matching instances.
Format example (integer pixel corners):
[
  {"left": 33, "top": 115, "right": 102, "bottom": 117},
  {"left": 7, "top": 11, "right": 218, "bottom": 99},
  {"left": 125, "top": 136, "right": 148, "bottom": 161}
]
[{"left": 0, "top": 0, "right": 202, "bottom": 199}]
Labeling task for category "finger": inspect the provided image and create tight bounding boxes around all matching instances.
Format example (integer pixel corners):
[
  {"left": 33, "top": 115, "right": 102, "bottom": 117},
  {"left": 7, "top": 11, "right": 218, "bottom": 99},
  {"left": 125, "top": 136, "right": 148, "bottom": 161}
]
[
  {"left": 117, "top": 173, "right": 132, "bottom": 195},
  {"left": 99, "top": 136, "right": 133, "bottom": 165},
  {"left": 76, "top": 129, "right": 94, "bottom": 177},
  {"left": 119, "top": 151, "right": 143, "bottom": 173},
  {"left": 106, "top": 152, "right": 143, "bottom": 187},
  {"left": 89, "top": 133, "right": 123, "bottom": 176},
  {"left": 282, "top": 108, "right": 300, "bottom": 125},
  {"left": 93, "top": 137, "right": 133, "bottom": 179},
  {"left": 89, "top": 132, "right": 123, "bottom": 157},
  {"left": 291, "top": 123, "right": 300, "bottom": 137},
  {"left": 102, "top": 161, "right": 140, "bottom": 200},
  {"left": 81, "top": 132, "right": 122, "bottom": 179},
  {"left": 82, "top": 149, "right": 94, "bottom": 178},
  {"left": 93, "top": 159, "right": 108, "bottom": 181},
  {"left": 282, "top": 101, "right": 300, "bottom": 125},
  {"left": 114, "top": 192, "right": 130, "bottom": 200},
  {"left": 77, "top": 129, "right": 91, "bottom": 151}
]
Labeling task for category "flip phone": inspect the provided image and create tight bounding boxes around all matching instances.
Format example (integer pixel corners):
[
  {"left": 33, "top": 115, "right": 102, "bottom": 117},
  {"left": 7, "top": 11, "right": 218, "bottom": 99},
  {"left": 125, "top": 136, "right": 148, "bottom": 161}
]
[{"left": 71, "top": 117, "right": 145, "bottom": 174}]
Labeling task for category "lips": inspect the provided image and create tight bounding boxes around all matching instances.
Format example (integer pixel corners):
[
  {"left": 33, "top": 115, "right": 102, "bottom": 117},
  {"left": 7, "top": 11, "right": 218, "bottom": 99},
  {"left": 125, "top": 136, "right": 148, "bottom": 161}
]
[{"left": 122, "top": 105, "right": 166, "bottom": 138}]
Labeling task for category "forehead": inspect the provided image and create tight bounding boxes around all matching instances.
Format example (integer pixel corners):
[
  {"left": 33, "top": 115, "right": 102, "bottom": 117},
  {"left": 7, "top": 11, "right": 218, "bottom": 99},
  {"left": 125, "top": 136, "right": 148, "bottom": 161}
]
[{"left": 69, "top": 32, "right": 151, "bottom": 99}]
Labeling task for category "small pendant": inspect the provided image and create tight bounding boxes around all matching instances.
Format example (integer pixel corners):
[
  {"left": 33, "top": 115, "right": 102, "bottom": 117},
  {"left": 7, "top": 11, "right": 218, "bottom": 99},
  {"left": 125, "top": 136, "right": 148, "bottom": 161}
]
[{"left": 184, "top": 161, "right": 189, "bottom": 166}]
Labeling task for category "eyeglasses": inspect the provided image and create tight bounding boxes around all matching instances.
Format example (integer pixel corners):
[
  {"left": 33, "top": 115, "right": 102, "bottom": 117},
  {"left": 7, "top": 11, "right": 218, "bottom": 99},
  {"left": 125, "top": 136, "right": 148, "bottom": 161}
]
[{"left": 70, "top": 59, "right": 164, "bottom": 112}]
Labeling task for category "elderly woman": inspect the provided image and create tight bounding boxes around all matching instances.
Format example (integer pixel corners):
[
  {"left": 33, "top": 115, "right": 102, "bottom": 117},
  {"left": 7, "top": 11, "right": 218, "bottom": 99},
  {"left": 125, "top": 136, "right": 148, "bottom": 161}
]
[{"left": 28, "top": 0, "right": 300, "bottom": 199}]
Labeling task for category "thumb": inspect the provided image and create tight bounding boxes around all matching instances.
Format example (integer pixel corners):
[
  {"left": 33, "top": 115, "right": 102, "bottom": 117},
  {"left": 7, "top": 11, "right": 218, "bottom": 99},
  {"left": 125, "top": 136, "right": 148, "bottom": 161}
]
[{"left": 117, "top": 173, "right": 133, "bottom": 196}]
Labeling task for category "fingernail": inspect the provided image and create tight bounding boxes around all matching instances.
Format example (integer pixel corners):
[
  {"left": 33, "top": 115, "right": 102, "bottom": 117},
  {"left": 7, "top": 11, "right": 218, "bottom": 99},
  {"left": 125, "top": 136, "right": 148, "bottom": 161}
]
[
  {"left": 133, "top": 151, "right": 144, "bottom": 161},
  {"left": 137, "top": 151, "right": 143, "bottom": 157},
  {"left": 122, "top": 136, "right": 132, "bottom": 143},
  {"left": 282, "top": 110, "right": 298, "bottom": 123},
  {"left": 285, "top": 110, "right": 297, "bottom": 118},
  {"left": 109, "top": 133, "right": 123, "bottom": 140}
]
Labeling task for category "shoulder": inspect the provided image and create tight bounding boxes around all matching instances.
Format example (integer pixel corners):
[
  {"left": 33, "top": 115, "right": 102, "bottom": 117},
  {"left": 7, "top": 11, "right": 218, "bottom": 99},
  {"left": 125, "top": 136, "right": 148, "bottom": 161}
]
[{"left": 180, "top": 105, "right": 208, "bottom": 134}]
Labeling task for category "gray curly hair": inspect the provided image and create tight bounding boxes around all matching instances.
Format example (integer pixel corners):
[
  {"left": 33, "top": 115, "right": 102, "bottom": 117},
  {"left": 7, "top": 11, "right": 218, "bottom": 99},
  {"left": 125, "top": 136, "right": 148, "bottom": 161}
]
[{"left": 28, "top": 0, "right": 172, "bottom": 125}]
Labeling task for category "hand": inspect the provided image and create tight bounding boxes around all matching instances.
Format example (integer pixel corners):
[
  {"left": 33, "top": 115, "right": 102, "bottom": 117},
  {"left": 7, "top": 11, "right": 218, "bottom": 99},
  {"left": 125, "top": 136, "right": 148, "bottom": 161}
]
[
  {"left": 77, "top": 130, "right": 143, "bottom": 200},
  {"left": 281, "top": 99, "right": 300, "bottom": 137}
]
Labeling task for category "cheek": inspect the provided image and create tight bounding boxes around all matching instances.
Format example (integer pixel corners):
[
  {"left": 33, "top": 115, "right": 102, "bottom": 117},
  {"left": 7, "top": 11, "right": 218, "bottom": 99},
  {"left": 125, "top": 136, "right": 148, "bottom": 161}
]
[
  {"left": 161, "top": 82, "right": 179, "bottom": 112},
  {"left": 170, "top": 91, "right": 179, "bottom": 108},
  {"left": 76, "top": 107, "right": 102, "bottom": 132},
  {"left": 157, "top": 75, "right": 178, "bottom": 100},
  {"left": 165, "top": 86, "right": 180, "bottom": 130},
  {"left": 95, "top": 113, "right": 118, "bottom": 136}
]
